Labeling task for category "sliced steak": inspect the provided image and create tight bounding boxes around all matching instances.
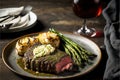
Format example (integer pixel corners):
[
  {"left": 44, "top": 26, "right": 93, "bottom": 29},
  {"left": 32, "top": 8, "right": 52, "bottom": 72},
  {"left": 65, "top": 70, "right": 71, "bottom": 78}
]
[{"left": 23, "top": 44, "right": 73, "bottom": 74}]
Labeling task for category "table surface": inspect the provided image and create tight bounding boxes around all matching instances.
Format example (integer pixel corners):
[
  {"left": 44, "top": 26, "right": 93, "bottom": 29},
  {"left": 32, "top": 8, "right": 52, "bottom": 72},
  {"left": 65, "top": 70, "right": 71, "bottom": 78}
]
[{"left": 0, "top": 0, "right": 108, "bottom": 80}]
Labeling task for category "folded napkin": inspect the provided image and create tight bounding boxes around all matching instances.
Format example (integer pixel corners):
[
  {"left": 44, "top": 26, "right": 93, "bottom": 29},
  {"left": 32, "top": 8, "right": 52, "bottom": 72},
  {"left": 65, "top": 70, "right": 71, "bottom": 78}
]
[
  {"left": 102, "top": 0, "right": 120, "bottom": 80},
  {"left": 0, "top": 6, "right": 24, "bottom": 18}
]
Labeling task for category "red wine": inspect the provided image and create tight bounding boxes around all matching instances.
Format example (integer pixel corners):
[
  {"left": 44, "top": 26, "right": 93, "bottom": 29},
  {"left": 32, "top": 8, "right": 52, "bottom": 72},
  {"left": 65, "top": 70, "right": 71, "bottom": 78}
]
[{"left": 73, "top": 0, "right": 102, "bottom": 18}]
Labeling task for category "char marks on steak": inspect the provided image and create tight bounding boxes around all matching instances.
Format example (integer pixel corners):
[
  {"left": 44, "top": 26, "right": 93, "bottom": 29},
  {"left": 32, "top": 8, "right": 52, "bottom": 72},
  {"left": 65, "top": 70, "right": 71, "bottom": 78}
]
[{"left": 23, "top": 44, "right": 73, "bottom": 74}]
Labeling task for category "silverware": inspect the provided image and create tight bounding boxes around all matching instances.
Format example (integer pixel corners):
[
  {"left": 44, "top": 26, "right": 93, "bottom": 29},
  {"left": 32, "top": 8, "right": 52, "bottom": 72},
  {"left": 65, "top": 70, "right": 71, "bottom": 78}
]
[
  {"left": 20, "top": 6, "right": 32, "bottom": 16},
  {"left": 0, "top": 16, "right": 10, "bottom": 22},
  {"left": 0, "top": 16, "right": 15, "bottom": 23},
  {"left": 0, "top": 23, "right": 12, "bottom": 31}
]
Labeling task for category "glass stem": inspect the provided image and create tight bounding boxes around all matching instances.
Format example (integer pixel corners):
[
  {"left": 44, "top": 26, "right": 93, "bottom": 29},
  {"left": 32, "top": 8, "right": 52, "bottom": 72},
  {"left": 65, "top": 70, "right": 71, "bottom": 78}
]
[
  {"left": 77, "top": 19, "right": 95, "bottom": 35},
  {"left": 82, "top": 19, "right": 87, "bottom": 33}
]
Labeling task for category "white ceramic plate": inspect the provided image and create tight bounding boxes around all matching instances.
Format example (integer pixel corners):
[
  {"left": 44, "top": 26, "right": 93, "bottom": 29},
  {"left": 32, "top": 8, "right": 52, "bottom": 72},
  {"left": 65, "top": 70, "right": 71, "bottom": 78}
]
[
  {"left": 0, "top": 11, "right": 37, "bottom": 33},
  {"left": 2, "top": 32, "right": 102, "bottom": 79}
]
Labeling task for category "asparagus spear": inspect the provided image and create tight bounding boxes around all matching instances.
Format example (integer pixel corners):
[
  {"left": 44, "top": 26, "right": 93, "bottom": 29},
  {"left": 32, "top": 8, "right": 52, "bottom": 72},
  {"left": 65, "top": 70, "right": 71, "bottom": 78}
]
[{"left": 49, "top": 28, "right": 96, "bottom": 66}]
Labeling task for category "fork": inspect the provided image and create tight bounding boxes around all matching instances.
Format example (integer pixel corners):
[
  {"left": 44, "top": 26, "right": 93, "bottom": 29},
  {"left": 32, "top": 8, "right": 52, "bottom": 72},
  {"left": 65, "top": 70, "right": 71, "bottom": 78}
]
[{"left": 20, "top": 6, "right": 32, "bottom": 16}]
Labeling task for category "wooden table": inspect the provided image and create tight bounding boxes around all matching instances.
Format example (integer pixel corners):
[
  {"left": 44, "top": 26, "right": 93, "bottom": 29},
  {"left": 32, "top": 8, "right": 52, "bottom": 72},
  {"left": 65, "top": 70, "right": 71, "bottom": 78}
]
[{"left": 0, "top": 0, "right": 108, "bottom": 80}]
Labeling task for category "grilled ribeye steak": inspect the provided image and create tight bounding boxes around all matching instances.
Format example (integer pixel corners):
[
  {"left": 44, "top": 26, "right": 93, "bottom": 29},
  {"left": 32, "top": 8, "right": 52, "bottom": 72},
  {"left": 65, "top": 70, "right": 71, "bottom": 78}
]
[{"left": 23, "top": 44, "right": 73, "bottom": 74}]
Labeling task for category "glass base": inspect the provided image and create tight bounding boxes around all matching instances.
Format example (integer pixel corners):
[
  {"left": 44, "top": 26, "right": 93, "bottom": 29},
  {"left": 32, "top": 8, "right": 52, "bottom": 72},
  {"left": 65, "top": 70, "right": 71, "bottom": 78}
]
[
  {"left": 73, "top": 19, "right": 103, "bottom": 38},
  {"left": 74, "top": 26, "right": 103, "bottom": 37}
]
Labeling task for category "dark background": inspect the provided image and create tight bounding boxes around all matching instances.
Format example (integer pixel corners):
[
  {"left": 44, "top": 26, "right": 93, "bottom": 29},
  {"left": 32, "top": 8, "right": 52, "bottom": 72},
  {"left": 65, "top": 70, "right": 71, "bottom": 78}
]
[{"left": 0, "top": 0, "right": 109, "bottom": 80}]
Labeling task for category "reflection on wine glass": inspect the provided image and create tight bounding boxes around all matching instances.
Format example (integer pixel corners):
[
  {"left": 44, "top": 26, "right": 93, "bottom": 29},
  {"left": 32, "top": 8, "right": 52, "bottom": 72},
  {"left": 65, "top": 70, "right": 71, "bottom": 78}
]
[{"left": 73, "top": 0, "right": 103, "bottom": 37}]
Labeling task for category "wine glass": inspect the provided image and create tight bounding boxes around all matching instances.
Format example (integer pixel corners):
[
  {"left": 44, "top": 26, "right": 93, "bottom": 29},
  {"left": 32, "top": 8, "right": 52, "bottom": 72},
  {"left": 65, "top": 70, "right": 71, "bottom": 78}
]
[{"left": 73, "top": 0, "right": 103, "bottom": 37}]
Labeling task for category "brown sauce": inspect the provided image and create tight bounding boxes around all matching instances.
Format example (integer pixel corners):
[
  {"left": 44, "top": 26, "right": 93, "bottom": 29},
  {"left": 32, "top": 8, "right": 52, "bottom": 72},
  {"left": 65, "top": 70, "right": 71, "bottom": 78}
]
[{"left": 17, "top": 58, "right": 56, "bottom": 77}]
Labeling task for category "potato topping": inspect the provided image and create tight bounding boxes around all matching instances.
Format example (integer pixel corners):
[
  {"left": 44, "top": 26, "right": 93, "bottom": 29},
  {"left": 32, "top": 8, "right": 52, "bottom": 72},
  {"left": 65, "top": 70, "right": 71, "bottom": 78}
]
[
  {"left": 37, "top": 32, "right": 60, "bottom": 48},
  {"left": 16, "top": 37, "right": 39, "bottom": 56},
  {"left": 16, "top": 32, "right": 60, "bottom": 56}
]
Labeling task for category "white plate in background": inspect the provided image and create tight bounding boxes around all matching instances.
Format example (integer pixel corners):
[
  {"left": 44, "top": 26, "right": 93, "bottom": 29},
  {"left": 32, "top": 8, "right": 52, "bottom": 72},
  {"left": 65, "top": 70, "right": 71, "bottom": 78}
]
[{"left": 0, "top": 11, "right": 37, "bottom": 33}]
